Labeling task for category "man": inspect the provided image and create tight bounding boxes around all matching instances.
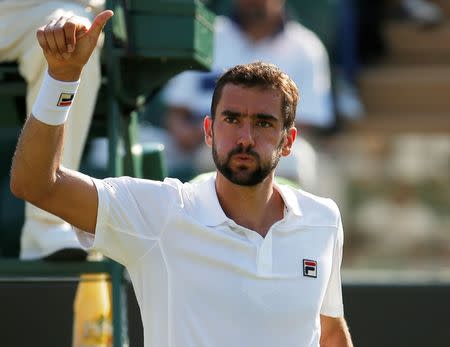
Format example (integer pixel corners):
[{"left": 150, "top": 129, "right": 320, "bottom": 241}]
[
  {"left": 0, "top": 0, "right": 104, "bottom": 260},
  {"left": 147, "top": 0, "right": 331, "bottom": 185},
  {"left": 10, "top": 11, "right": 353, "bottom": 347}
]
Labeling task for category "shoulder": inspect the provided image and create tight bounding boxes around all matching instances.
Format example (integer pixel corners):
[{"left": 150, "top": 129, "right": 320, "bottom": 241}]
[
  {"left": 215, "top": 15, "right": 237, "bottom": 34},
  {"left": 283, "top": 21, "right": 328, "bottom": 57},
  {"left": 284, "top": 20, "right": 323, "bottom": 45},
  {"left": 300, "top": 189, "right": 340, "bottom": 225},
  {"left": 279, "top": 184, "right": 341, "bottom": 227},
  {"left": 214, "top": 15, "right": 245, "bottom": 45},
  {"left": 98, "top": 176, "right": 189, "bottom": 205}
]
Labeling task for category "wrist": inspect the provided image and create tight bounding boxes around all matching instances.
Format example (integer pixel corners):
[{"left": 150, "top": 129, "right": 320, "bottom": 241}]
[
  {"left": 31, "top": 70, "right": 80, "bottom": 125},
  {"left": 48, "top": 66, "right": 82, "bottom": 82}
]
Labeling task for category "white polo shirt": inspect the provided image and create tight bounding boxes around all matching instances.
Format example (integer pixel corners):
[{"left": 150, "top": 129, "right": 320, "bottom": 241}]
[
  {"left": 163, "top": 16, "right": 333, "bottom": 128},
  {"left": 77, "top": 174, "right": 344, "bottom": 347}
]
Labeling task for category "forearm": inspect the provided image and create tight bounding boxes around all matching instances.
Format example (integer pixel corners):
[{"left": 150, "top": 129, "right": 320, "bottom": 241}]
[
  {"left": 320, "top": 329, "right": 353, "bottom": 347},
  {"left": 10, "top": 116, "right": 65, "bottom": 203},
  {"left": 9, "top": 10, "right": 112, "bottom": 233},
  {"left": 320, "top": 316, "right": 353, "bottom": 347},
  {"left": 11, "top": 9, "right": 112, "bottom": 200}
]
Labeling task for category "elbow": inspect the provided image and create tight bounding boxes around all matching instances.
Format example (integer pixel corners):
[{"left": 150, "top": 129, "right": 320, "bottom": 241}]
[
  {"left": 10, "top": 176, "right": 48, "bottom": 206},
  {"left": 10, "top": 173, "right": 34, "bottom": 202},
  {"left": 10, "top": 169, "right": 54, "bottom": 205},
  {"left": 10, "top": 171, "right": 26, "bottom": 200},
  {"left": 10, "top": 158, "right": 27, "bottom": 200}
]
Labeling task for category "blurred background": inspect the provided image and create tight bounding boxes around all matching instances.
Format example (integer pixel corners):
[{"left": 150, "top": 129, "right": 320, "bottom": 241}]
[
  {"left": 224, "top": 0, "right": 450, "bottom": 273},
  {"left": 0, "top": 0, "right": 449, "bottom": 346},
  {"left": 138, "top": 0, "right": 450, "bottom": 274},
  {"left": 2, "top": 0, "right": 449, "bottom": 272}
]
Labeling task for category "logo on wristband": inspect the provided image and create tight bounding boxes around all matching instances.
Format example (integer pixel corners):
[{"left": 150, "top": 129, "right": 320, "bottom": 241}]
[{"left": 57, "top": 93, "right": 74, "bottom": 107}]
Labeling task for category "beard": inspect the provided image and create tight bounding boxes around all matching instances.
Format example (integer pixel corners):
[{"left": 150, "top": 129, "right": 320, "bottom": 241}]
[{"left": 212, "top": 139, "right": 283, "bottom": 186}]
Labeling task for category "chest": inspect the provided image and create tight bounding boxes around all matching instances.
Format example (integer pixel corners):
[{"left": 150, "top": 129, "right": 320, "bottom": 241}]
[
  {"left": 160, "top": 217, "right": 337, "bottom": 318},
  {"left": 214, "top": 31, "right": 309, "bottom": 76}
]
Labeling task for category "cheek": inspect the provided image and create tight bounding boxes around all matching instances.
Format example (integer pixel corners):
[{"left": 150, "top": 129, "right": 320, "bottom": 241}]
[
  {"left": 214, "top": 138, "right": 233, "bottom": 155},
  {"left": 256, "top": 132, "right": 283, "bottom": 150},
  {"left": 212, "top": 126, "right": 233, "bottom": 148},
  {"left": 210, "top": 135, "right": 227, "bottom": 155}
]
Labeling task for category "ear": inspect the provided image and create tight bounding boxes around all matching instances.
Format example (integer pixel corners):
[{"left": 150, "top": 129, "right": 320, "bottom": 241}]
[
  {"left": 204, "top": 116, "right": 213, "bottom": 147},
  {"left": 281, "top": 127, "right": 297, "bottom": 157}
]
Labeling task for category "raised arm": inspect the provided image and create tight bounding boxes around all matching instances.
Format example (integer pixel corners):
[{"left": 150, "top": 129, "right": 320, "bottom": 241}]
[{"left": 10, "top": 10, "right": 113, "bottom": 234}]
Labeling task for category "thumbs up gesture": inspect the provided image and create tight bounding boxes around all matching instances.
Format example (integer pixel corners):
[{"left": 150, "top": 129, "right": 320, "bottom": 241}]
[{"left": 36, "top": 10, "right": 114, "bottom": 81}]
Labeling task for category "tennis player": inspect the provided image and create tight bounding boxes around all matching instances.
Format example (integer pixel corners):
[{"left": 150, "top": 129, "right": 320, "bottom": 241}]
[{"left": 11, "top": 10, "right": 353, "bottom": 347}]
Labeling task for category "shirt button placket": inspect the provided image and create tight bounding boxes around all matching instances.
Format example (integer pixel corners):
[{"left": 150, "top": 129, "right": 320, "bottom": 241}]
[{"left": 257, "top": 232, "right": 273, "bottom": 275}]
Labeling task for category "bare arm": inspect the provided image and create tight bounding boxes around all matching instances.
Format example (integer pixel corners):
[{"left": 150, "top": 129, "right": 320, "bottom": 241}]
[
  {"left": 320, "top": 315, "right": 353, "bottom": 347},
  {"left": 10, "top": 10, "right": 113, "bottom": 234}
]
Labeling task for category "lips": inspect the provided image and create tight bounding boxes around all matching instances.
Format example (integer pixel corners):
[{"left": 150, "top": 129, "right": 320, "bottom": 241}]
[{"left": 233, "top": 154, "right": 254, "bottom": 161}]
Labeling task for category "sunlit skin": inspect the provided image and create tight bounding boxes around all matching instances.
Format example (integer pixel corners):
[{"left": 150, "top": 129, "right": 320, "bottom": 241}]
[
  {"left": 205, "top": 84, "right": 296, "bottom": 186},
  {"left": 203, "top": 84, "right": 296, "bottom": 236},
  {"left": 203, "top": 85, "right": 353, "bottom": 347},
  {"left": 9, "top": 12, "right": 353, "bottom": 345},
  {"left": 211, "top": 116, "right": 284, "bottom": 186}
]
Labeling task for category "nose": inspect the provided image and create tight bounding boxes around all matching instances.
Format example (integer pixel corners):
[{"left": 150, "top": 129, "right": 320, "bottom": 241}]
[{"left": 236, "top": 122, "right": 255, "bottom": 149}]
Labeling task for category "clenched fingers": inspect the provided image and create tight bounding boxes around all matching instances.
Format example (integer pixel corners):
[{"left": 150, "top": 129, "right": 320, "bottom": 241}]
[
  {"left": 36, "top": 16, "right": 88, "bottom": 60},
  {"left": 63, "top": 17, "right": 83, "bottom": 53},
  {"left": 42, "top": 19, "right": 59, "bottom": 58},
  {"left": 53, "top": 16, "right": 69, "bottom": 58}
]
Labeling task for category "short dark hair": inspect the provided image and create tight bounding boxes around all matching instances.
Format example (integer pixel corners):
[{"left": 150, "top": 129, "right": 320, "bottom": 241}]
[{"left": 210, "top": 62, "right": 299, "bottom": 130}]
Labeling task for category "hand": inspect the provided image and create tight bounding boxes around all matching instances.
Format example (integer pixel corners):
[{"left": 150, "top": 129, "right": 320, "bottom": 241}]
[{"left": 36, "top": 10, "right": 114, "bottom": 81}]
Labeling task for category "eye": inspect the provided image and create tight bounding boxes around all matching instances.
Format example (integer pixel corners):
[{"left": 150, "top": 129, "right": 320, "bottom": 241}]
[
  {"left": 256, "top": 120, "right": 272, "bottom": 128},
  {"left": 224, "top": 116, "right": 238, "bottom": 124}
]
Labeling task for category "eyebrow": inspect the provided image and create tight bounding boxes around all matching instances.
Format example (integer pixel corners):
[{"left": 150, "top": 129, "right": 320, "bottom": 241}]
[{"left": 221, "top": 109, "right": 279, "bottom": 121}]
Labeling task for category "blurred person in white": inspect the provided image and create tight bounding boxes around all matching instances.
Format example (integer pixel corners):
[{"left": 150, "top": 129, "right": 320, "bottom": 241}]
[
  {"left": 335, "top": 0, "right": 365, "bottom": 120},
  {"left": 142, "top": 0, "right": 333, "bottom": 187},
  {"left": 0, "top": 0, "right": 104, "bottom": 260}
]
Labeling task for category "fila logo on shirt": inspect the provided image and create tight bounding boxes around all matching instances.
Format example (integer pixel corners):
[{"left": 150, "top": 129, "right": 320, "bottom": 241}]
[
  {"left": 303, "top": 259, "right": 317, "bottom": 278},
  {"left": 57, "top": 93, "right": 75, "bottom": 107}
]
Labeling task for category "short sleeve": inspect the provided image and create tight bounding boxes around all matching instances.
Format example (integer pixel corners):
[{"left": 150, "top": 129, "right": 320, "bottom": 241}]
[
  {"left": 76, "top": 176, "right": 181, "bottom": 267},
  {"left": 320, "top": 212, "right": 344, "bottom": 317}
]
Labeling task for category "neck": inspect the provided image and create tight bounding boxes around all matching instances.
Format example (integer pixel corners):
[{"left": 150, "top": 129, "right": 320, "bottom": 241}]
[
  {"left": 215, "top": 172, "right": 284, "bottom": 237},
  {"left": 243, "top": 16, "right": 282, "bottom": 42}
]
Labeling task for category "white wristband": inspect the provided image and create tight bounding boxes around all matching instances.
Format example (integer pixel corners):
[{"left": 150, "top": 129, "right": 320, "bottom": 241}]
[{"left": 31, "top": 70, "right": 80, "bottom": 125}]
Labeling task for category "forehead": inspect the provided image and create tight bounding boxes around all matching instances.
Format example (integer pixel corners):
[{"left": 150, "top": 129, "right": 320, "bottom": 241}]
[{"left": 217, "top": 83, "right": 282, "bottom": 116}]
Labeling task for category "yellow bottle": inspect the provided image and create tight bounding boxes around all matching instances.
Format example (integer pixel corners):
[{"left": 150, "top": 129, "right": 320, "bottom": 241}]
[{"left": 72, "top": 255, "right": 113, "bottom": 347}]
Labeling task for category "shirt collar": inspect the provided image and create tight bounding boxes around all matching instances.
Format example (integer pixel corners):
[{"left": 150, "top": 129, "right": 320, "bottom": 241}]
[
  {"left": 274, "top": 181, "right": 303, "bottom": 217},
  {"left": 191, "top": 173, "right": 230, "bottom": 227},
  {"left": 191, "top": 173, "right": 303, "bottom": 227}
]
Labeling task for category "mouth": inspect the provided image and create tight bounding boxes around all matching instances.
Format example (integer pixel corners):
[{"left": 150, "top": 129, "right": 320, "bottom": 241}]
[{"left": 233, "top": 154, "right": 255, "bottom": 162}]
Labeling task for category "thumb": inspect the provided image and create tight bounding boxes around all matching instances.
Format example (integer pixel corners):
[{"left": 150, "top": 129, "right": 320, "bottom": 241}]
[{"left": 86, "top": 10, "right": 114, "bottom": 41}]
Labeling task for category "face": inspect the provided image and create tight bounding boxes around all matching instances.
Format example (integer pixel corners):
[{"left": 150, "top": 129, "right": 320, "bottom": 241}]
[
  {"left": 205, "top": 84, "right": 296, "bottom": 186},
  {"left": 235, "top": 0, "right": 284, "bottom": 22}
]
